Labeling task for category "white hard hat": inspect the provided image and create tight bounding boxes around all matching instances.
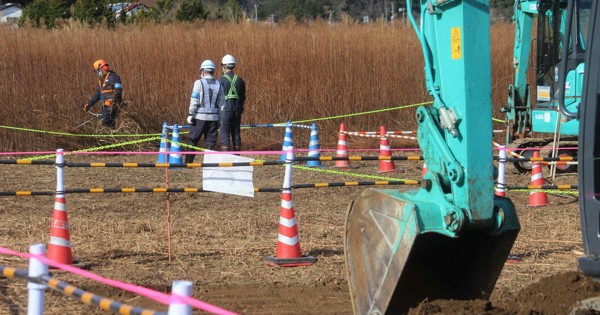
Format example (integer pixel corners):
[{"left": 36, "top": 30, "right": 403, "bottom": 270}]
[
  {"left": 221, "top": 54, "right": 236, "bottom": 65},
  {"left": 200, "top": 60, "right": 215, "bottom": 71}
]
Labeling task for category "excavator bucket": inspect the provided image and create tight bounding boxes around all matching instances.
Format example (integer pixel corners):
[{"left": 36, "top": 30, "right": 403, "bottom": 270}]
[{"left": 345, "top": 188, "right": 520, "bottom": 315}]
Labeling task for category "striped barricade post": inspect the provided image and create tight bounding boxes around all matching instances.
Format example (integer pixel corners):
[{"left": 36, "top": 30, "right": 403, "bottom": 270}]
[
  {"left": 495, "top": 145, "right": 507, "bottom": 197},
  {"left": 168, "top": 280, "right": 192, "bottom": 315},
  {"left": 28, "top": 244, "right": 48, "bottom": 315}
]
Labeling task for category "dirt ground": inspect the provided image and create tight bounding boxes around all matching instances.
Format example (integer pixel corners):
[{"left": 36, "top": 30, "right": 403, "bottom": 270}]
[{"left": 0, "top": 149, "right": 596, "bottom": 315}]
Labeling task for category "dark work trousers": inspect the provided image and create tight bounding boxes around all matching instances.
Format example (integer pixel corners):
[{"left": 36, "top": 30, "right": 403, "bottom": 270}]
[
  {"left": 186, "top": 120, "right": 218, "bottom": 163},
  {"left": 101, "top": 105, "right": 119, "bottom": 128},
  {"left": 219, "top": 111, "right": 242, "bottom": 148}
]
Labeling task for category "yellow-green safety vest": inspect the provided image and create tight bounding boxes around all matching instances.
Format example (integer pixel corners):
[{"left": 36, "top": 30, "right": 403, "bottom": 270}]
[{"left": 223, "top": 74, "right": 239, "bottom": 101}]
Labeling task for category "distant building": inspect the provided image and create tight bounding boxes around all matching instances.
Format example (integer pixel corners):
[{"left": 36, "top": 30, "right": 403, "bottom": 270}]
[
  {"left": 0, "top": 3, "right": 23, "bottom": 25},
  {"left": 108, "top": 2, "right": 132, "bottom": 14},
  {"left": 124, "top": 3, "right": 149, "bottom": 17},
  {"left": 109, "top": 2, "right": 149, "bottom": 19}
]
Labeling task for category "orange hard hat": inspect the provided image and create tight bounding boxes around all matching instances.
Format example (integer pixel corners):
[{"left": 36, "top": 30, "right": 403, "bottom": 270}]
[{"left": 93, "top": 59, "right": 109, "bottom": 71}]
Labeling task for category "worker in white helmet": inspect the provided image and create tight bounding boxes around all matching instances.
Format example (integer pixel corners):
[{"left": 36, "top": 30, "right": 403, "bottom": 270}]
[
  {"left": 218, "top": 54, "right": 246, "bottom": 152},
  {"left": 185, "top": 59, "right": 225, "bottom": 163}
]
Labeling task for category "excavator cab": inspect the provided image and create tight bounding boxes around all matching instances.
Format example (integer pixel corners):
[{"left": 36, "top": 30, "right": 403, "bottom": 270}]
[{"left": 344, "top": 1, "right": 520, "bottom": 313}]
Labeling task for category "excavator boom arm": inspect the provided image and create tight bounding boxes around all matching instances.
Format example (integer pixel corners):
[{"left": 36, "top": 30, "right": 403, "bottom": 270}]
[{"left": 344, "top": 1, "right": 520, "bottom": 314}]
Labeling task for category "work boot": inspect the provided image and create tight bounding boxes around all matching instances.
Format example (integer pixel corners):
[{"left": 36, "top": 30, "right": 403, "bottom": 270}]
[
  {"left": 233, "top": 146, "right": 241, "bottom": 156},
  {"left": 185, "top": 153, "right": 195, "bottom": 164},
  {"left": 221, "top": 146, "right": 230, "bottom": 152}
]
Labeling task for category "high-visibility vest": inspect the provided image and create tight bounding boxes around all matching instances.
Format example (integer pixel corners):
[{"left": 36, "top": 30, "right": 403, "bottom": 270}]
[
  {"left": 195, "top": 78, "right": 220, "bottom": 115},
  {"left": 223, "top": 74, "right": 239, "bottom": 101}
]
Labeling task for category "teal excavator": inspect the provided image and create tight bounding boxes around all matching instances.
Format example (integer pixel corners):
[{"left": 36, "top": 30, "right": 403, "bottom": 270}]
[
  {"left": 344, "top": 0, "right": 600, "bottom": 314},
  {"left": 503, "top": 0, "right": 592, "bottom": 174}
]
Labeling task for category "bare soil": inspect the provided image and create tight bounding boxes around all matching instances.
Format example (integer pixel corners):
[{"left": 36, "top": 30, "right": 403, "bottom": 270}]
[{"left": 0, "top": 150, "right": 595, "bottom": 315}]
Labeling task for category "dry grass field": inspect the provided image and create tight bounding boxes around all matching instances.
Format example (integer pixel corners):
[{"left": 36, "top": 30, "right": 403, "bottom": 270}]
[
  {"left": 0, "top": 21, "right": 513, "bottom": 151},
  {"left": 0, "top": 21, "right": 596, "bottom": 315}
]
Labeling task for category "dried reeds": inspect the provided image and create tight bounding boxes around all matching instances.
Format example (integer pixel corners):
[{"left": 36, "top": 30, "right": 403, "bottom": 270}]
[{"left": 0, "top": 21, "right": 514, "bottom": 151}]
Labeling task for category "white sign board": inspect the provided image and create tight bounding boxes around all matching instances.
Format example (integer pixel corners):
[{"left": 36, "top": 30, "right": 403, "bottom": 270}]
[{"left": 202, "top": 152, "right": 254, "bottom": 197}]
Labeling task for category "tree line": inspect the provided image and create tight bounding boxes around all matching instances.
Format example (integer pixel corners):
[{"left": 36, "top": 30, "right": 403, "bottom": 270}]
[{"left": 12, "top": 0, "right": 516, "bottom": 29}]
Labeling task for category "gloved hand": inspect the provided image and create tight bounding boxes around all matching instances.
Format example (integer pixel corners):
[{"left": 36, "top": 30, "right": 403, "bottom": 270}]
[
  {"left": 187, "top": 115, "right": 194, "bottom": 125},
  {"left": 82, "top": 104, "right": 90, "bottom": 112},
  {"left": 104, "top": 100, "right": 112, "bottom": 107}
]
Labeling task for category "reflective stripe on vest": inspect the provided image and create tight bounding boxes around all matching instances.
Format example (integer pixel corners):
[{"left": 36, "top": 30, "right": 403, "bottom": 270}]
[
  {"left": 99, "top": 72, "right": 120, "bottom": 94},
  {"left": 196, "top": 78, "right": 220, "bottom": 114},
  {"left": 223, "top": 74, "right": 239, "bottom": 101}
]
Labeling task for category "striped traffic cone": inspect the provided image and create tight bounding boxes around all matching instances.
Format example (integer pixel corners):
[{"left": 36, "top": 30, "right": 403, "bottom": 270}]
[
  {"left": 47, "top": 149, "right": 74, "bottom": 265},
  {"left": 335, "top": 123, "right": 350, "bottom": 168},
  {"left": 266, "top": 146, "right": 317, "bottom": 267},
  {"left": 280, "top": 122, "right": 293, "bottom": 162},
  {"left": 528, "top": 151, "right": 548, "bottom": 207},
  {"left": 421, "top": 161, "right": 428, "bottom": 177},
  {"left": 48, "top": 194, "right": 73, "bottom": 265},
  {"left": 168, "top": 124, "right": 183, "bottom": 165},
  {"left": 157, "top": 122, "right": 170, "bottom": 163},
  {"left": 379, "top": 125, "right": 396, "bottom": 173},
  {"left": 306, "top": 123, "right": 322, "bottom": 167}
]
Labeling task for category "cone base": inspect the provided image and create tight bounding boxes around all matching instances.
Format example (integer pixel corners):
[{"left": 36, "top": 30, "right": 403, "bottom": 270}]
[
  {"left": 48, "top": 259, "right": 89, "bottom": 270},
  {"left": 528, "top": 193, "right": 549, "bottom": 207},
  {"left": 378, "top": 168, "right": 404, "bottom": 173},
  {"left": 47, "top": 246, "right": 72, "bottom": 265},
  {"left": 334, "top": 164, "right": 359, "bottom": 169},
  {"left": 265, "top": 255, "right": 317, "bottom": 267},
  {"left": 528, "top": 201, "right": 549, "bottom": 207}
]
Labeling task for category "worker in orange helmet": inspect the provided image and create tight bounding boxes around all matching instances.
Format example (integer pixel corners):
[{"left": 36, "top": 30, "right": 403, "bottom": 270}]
[{"left": 83, "top": 59, "right": 123, "bottom": 128}]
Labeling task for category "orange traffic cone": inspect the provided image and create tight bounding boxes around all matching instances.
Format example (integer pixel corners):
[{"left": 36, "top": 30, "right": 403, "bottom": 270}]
[
  {"left": 379, "top": 126, "right": 397, "bottom": 173},
  {"left": 421, "top": 161, "right": 428, "bottom": 177},
  {"left": 47, "top": 195, "right": 73, "bottom": 265},
  {"left": 528, "top": 151, "right": 548, "bottom": 207},
  {"left": 266, "top": 148, "right": 317, "bottom": 267},
  {"left": 265, "top": 191, "right": 317, "bottom": 267},
  {"left": 335, "top": 123, "right": 350, "bottom": 168}
]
